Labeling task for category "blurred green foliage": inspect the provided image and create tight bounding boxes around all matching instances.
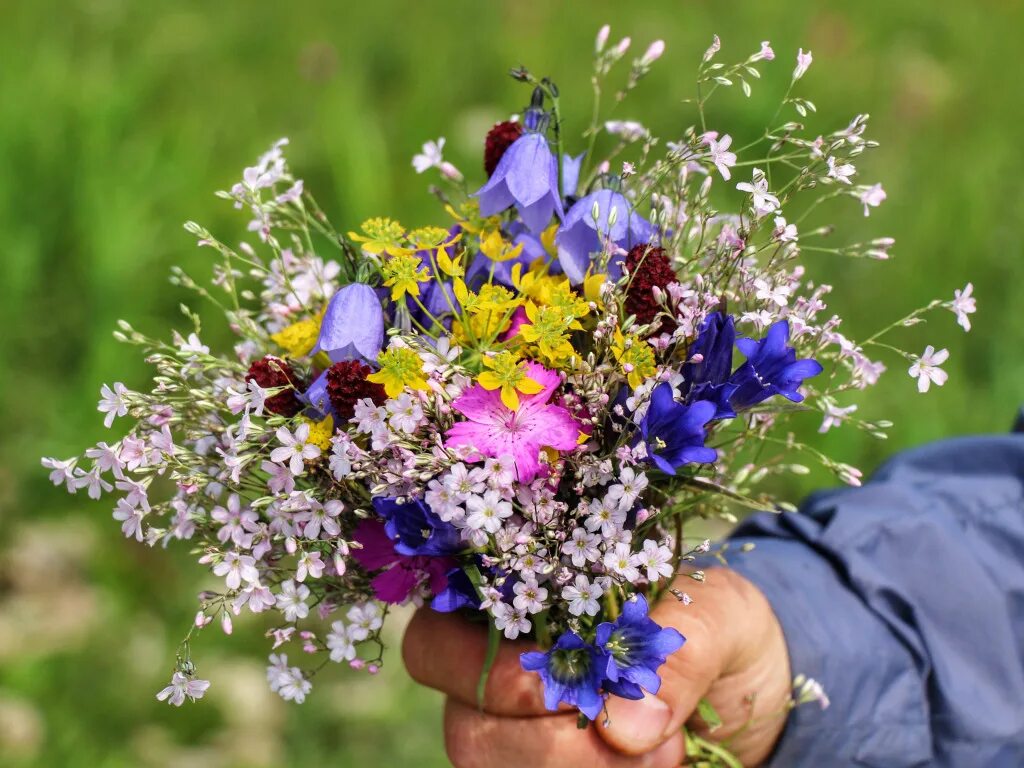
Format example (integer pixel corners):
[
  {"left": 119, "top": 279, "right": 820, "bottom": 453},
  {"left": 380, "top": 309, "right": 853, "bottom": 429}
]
[{"left": 2, "top": 0, "right": 1023, "bottom": 765}]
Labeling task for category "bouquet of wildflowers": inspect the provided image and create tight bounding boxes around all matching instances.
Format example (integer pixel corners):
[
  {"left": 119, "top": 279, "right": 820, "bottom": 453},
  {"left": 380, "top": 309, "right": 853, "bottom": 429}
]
[{"left": 44, "top": 28, "right": 975, "bottom": 736}]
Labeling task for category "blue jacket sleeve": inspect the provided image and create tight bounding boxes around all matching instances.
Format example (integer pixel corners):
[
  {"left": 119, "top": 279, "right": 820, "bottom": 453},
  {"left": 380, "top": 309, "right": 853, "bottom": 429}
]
[{"left": 728, "top": 434, "right": 1024, "bottom": 767}]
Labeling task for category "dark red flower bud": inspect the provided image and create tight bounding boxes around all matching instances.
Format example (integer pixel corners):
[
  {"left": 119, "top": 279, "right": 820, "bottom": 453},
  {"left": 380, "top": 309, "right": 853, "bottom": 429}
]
[
  {"left": 326, "top": 361, "right": 387, "bottom": 421},
  {"left": 623, "top": 245, "right": 679, "bottom": 335},
  {"left": 246, "top": 356, "right": 306, "bottom": 417},
  {"left": 484, "top": 120, "right": 524, "bottom": 177}
]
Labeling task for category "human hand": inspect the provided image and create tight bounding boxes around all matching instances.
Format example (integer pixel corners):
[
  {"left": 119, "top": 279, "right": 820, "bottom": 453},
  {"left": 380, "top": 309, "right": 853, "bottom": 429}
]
[{"left": 402, "top": 568, "right": 792, "bottom": 767}]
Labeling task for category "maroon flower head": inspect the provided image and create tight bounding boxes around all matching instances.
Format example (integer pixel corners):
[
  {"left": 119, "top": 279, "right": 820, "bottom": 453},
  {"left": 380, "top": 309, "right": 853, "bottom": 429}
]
[
  {"left": 484, "top": 120, "right": 524, "bottom": 177},
  {"left": 246, "top": 356, "right": 305, "bottom": 417},
  {"left": 326, "top": 360, "right": 387, "bottom": 421},
  {"left": 624, "top": 244, "right": 679, "bottom": 334}
]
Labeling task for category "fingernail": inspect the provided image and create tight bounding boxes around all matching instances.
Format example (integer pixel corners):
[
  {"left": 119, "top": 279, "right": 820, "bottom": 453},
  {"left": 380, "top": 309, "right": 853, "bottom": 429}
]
[{"left": 604, "top": 694, "right": 672, "bottom": 751}]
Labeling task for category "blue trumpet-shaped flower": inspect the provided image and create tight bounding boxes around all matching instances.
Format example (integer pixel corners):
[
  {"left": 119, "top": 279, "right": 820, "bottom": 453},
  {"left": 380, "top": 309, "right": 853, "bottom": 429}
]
[
  {"left": 476, "top": 132, "right": 563, "bottom": 234},
  {"left": 371, "top": 497, "right": 462, "bottom": 558},
  {"left": 520, "top": 631, "right": 605, "bottom": 720},
  {"left": 556, "top": 189, "right": 654, "bottom": 284},
  {"left": 728, "top": 320, "right": 823, "bottom": 410},
  {"left": 596, "top": 594, "right": 685, "bottom": 700},
  {"left": 315, "top": 283, "right": 384, "bottom": 363},
  {"left": 682, "top": 312, "right": 739, "bottom": 419},
  {"left": 639, "top": 383, "right": 718, "bottom": 474}
]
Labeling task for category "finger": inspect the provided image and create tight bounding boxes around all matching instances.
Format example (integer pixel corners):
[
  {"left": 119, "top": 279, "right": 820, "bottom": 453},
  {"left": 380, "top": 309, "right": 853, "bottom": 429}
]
[
  {"left": 443, "top": 697, "right": 686, "bottom": 768},
  {"left": 598, "top": 569, "right": 752, "bottom": 755},
  {"left": 402, "top": 607, "right": 552, "bottom": 716}
]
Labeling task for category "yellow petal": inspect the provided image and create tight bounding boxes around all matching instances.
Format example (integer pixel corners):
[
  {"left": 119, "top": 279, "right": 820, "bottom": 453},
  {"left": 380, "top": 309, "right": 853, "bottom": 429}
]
[
  {"left": 517, "top": 376, "right": 544, "bottom": 395},
  {"left": 270, "top": 316, "right": 321, "bottom": 357},
  {"left": 477, "top": 371, "right": 502, "bottom": 390},
  {"left": 500, "top": 385, "right": 520, "bottom": 411}
]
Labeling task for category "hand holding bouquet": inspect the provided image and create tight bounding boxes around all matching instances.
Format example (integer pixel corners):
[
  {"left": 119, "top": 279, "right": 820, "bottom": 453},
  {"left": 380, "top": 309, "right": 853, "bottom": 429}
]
[{"left": 43, "top": 27, "right": 974, "bottom": 761}]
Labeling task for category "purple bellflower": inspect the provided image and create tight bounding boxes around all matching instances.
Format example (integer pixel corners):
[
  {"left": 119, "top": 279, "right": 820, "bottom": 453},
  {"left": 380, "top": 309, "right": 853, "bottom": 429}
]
[
  {"left": 476, "top": 130, "right": 563, "bottom": 235},
  {"left": 556, "top": 189, "right": 655, "bottom": 284},
  {"left": 639, "top": 383, "right": 718, "bottom": 474},
  {"left": 520, "top": 631, "right": 605, "bottom": 720},
  {"left": 728, "top": 320, "right": 823, "bottom": 410},
  {"left": 315, "top": 283, "right": 384, "bottom": 362},
  {"left": 596, "top": 594, "right": 685, "bottom": 699}
]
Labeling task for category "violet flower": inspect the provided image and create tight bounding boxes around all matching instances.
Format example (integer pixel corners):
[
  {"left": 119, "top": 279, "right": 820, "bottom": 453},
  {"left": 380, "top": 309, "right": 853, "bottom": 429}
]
[
  {"left": 315, "top": 283, "right": 384, "bottom": 362},
  {"left": 556, "top": 189, "right": 654, "bottom": 284},
  {"left": 476, "top": 132, "right": 564, "bottom": 234}
]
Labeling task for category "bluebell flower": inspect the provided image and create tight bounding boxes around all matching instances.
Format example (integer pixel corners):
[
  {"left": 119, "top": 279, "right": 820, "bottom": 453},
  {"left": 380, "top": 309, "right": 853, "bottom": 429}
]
[
  {"left": 430, "top": 567, "right": 481, "bottom": 612},
  {"left": 556, "top": 189, "right": 655, "bottom": 284},
  {"left": 300, "top": 369, "right": 337, "bottom": 421},
  {"left": 315, "top": 283, "right": 384, "bottom": 362},
  {"left": 562, "top": 152, "right": 585, "bottom": 199},
  {"left": 639, "top": 383, "right": 718, "bottom": 474},
  {"left": 728, "top": 320, "right": 824, "bottom": 410},
  {"left": 596, "top": 594, "right": 685, "bottom": 699},
  {"left": 520, "top": 631, "right": 605, "bottom": 720},
  {"left": 476, "top": 132, "right": 563, "bottom": 234},
  {"left": 682, "top": 312, "right": 738, "bottom": 419},
  {"left": 372, "top": 497, "right": 462, "bottom": 557}
]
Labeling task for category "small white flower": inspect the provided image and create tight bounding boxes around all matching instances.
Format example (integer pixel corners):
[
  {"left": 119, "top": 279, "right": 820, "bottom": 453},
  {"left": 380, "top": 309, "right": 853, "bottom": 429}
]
[
  {"left": 276, "top": 579, "right": 310, "bottom": 623},
  {"left": 562, "top": 527, "right": 600, "bottom": 567},
  {"left": 492, "top": 603, "right": 531, "bottom": 640},
  {"left": 327, "top": 621, "right": 357, "bottom": 662},
  {"left": 113, "top": 498, "right": 145, "bottom": 541},
  {"left": 607, "top": 467, "right": 648, "bottom": 511},
  {"left": 412, "top": 137, "right": 461, "bottom": 180},
  {"left": 346, "top": 603, "right": 383, "bottom": 641},
  {"left": 98, "top": 382, "right": 130, "bottom": 428},
  {"left": 794, "top": 48, "right": 813, "bottom": 80},
  {"left": 703, "top": 34, "right": 721, "bottom": 63},
  {"left": 819, "top": 401, "right": 859, "bottom": 433},
  {"left": 464, "top": 490, "right": 513, "bottom": 534},
  {"left": 736, "top": 169, "right": 780, "bottom": 216},
  {"left": 951, "top": 283, "right": 976, "bottom": 332},
  {"left": 156, "top": 672, "right": 210, "bottom": 706},
  {"left": 270, "top": 423, "right": 321, "bottom": 476},
  {"left": 908, "top": 346, "right": 949, "bottom": 393},
  {"left": 512, "top": 579, "right": 548, "bottom": 614},
  {"left": 386, "top": 393, "right": 424, "bottom": 434},
  {"left": 605, "top": 120, "right": 649, "bottom": 142},
  {"left": 296, "top": 551, "right": 325, "bottom": 582},
  {"left": 859, "top": 183, "right": 887, "bottom": 216},
  {"left": 561, "top": 574, "right": 603, "bottom": 617},
  {"left": 826, "top": 156, "right": 856, "bottom": 185},
  {"left": 754, "top": 277, "right": 792, "bottom": 308},
  {"left": 752, "top": 40, "right": 775, "bottom": 62},
  {"left": 41, "top": 457, "right": 78, "bottom": 492},
  {"left": 178, "top": 332, "right": 210, "bottom": 358},
  {"left": 706, "top": 133, "right": 737, "bottom": 180},
  {"left": 638, "top": 539, "right": 675, "bottom": 582},
  {"left": 603, "top": 542, "right": 641, "bottom": 582},
  {"left": 773, "top": 216, "right": 799, "bottom": 243},
  {"left": 585, "top": 497, "right": 626, "bottom": 538}
]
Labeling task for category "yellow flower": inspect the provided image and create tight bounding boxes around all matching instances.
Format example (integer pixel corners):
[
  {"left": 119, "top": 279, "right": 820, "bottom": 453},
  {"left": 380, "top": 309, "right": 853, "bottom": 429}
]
[
  {"left": 367, "top": 346, "right": 429, "bottom": 398},
  {"left": 477, "top": 351, "right": 544, "bottom": 410},
  {"left": 382, "top": 253, "right": 430, "bottom": 301},
  {"left": 518, "top": 301, "right": 578, "bottom": 367},
  {"left": 445, "top": 200, "right": 501, "bottom": 235},
  {"left": 348, "top": 217, "right": 411, "bottom": 256},
  {"left": 540, "top": 222, "right": 559, "bottom": 257},
  {"left": 611, "top": 329, "right": 657, "bottom": 390},
  {"left": 270, "top": 306, "right": 328, "bottom": 357},
  {"left": 303, "top": 415, "right": 335, "bottom": 451},
  {"left": 479, "top": 228, "right": 525, "bottom": 263}
]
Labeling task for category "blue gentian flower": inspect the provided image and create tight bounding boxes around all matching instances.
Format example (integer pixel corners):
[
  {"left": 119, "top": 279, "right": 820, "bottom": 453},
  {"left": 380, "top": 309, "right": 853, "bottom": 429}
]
[
  {"left": 728, "top": 320, "right": 824, "bottom": 410},
  {"left": 371, "top": 497, "right": 462, "bottom": 557},
  {"left": 639, "top": 383, "right": 718, "bottom": 474},
  {"left": 476, "top": 132, "right": 563, "bottom": 234},
  {"left": 520, "top": 631, "right": 605, "bottom": 720},
  {"left": 430, "top": 567, "right": 481, "bottom": 612},
  {"left": 596, "top": 594, "right": 686, "bottom": 699},
  {"left": 683, "top": 312, "right": 738, "bottom": 419},
  {"left": 556, "top": 189, "right": 654, "bottom": 284},
  {"left": 315, "top": 283, "right": 384, "bottom": 362}
]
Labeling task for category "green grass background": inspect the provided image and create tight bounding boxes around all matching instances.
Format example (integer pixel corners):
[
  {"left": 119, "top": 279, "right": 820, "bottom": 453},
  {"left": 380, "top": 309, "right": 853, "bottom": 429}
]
[{"left": 2, "top": 0, "right": 1022, "bottom": 765}]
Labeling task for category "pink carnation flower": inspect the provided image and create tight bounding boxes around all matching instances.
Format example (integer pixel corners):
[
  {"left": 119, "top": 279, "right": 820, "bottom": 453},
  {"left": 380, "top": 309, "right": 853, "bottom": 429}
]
[{"left": 445, "top": 362, "right": 580, "bottom": 482}]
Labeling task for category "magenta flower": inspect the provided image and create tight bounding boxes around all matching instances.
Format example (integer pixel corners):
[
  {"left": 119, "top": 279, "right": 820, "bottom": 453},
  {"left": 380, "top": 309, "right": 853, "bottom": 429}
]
[
  {"left": 445, "top": 363, "right": 580, "bottom": 483},
  {"left": 351, "top": 519, "right": 454, "bottom": 604}
]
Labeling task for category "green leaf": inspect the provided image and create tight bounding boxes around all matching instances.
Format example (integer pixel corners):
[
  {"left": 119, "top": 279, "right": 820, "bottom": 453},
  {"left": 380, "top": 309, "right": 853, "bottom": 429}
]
[
  {"left": 477, "top": 618, "right": 501, "bottom": 712},
  {"left": 697, "top": 698, "right": 723, "bottom": 732}
]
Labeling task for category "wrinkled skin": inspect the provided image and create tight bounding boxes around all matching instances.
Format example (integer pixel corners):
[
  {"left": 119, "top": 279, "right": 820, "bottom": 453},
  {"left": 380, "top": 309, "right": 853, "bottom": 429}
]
[{"left": 402, "top": 569, "right": 791, "bottom": 767}]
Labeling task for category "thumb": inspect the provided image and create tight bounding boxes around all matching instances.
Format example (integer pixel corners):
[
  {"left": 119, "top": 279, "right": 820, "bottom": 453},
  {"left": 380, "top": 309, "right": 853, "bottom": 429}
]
[{"left": 596, "top": 570, "right": 744, "bottom": 756}]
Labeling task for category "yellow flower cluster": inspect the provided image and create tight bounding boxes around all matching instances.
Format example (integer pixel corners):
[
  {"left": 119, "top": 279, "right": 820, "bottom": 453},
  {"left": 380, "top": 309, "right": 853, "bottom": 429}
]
[{"left": 611, "top": 329, "right": 657, "bottom": 389}]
